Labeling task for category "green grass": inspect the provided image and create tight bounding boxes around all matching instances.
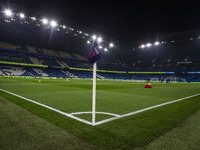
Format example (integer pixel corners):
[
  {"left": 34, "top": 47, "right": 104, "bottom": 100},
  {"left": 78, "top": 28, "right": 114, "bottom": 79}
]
[
  {"left": 0, "top": 77, "right": 200, "bottom": 149},
  {"left": 136, "top": 109, "right": 200, "bottom": 150},
  {"left": 0, "top": 95, "right": 99, "bottom": 150}
]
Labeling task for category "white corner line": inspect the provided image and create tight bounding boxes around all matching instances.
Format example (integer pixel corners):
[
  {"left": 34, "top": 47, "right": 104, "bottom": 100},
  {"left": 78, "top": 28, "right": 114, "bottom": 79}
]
[
  {"left": 70, "top": 111, "right": 120, "bottom": 117},
  {"left": 1, "top": 88, "right": 200, "bottom": 127},
  {"left": 0, "top": 89, "right": 92, "bottom": 125},
  {"left": 94, "top": 93, "right": 200, "bottom": 126}
]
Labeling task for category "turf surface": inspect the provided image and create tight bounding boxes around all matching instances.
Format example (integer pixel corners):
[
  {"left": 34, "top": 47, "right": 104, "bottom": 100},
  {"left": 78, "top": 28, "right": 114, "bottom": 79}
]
[
  {"left": 0, "top": 77, "right": 200, "bottom": 149},
  {"left": 0, "top": 95, "right": 98, "bottom": 150}
]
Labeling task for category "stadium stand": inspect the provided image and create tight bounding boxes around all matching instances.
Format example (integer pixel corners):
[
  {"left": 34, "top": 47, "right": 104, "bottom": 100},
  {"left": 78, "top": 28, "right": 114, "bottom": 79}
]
[
  {"left": 0, "top": 41, "right": 17, "bottom": 50},
  {"left": 27, "top": 46, "right": 37, "bottom": 53},
  {"left": 29, "top": 57, "right": 43, "bottom": 65},
  {"left": 58, "top": 51, "right": 72, "bottom": 58},
  {"left": 44, "top": 59, "right": 62, "bottom": 67},
  {"left": 69, "top": 70, "right": 93, "bottom": 78},
  {"left": 42, "top": 48, "right": 58, "bottom": 56},
  {"left": 0, "top": 8, "right": 200, "bottom": 82},
  {"left": 71, "top": 53, "right": 87, "bottom": 60},
  {"left": 1, "top": 67, "right": 25, "bottom": 76},
  {"left": 33, "top": 68, "right": 49, "bottom": 77}
]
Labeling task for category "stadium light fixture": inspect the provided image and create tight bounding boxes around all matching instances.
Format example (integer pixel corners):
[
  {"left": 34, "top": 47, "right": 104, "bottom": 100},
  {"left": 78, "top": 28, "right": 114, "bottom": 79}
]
[
  {"left": 30, "top": 17, "right": 36, "bottom": 20},
  {"left": 19, "top": 13, "right": 25, "bottom": 18},
  {"left": 99, "top": 45, "right": 103, "bottom": 49},
  {"left": 97, "top": 37, "right": 102, "bottom": 43},
  {"left": 104, "top": 48, "right": 108, "bottom": 51},
  {"left": 42, "top": 18, "right": 48, "bottom": 24},
  {"left": 4, "top": 9, "right": 13, "bottom": 17},
  {"left": 141, "top": 44, "right": 146, "bottom": 48},
  {"left": 109, "top": 43, "right": 114, "bottom": 47},
  {"left": 50, "top": 20, "right": 57, "bottom": 27},
  {"left": 92, "top": 35, "right": 97, "bottom": 40},
  {"left": 146, "top": 43, "right": 152, "bottom": 47},
  {"left": 154, "top": 41, "right": 160, "bottom": 45}
]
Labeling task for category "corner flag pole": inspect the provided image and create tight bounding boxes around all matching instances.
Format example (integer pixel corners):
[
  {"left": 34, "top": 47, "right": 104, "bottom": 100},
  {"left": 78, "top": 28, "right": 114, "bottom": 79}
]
[{"left": 92, "top": 62, "right": 97, "bottom": 126}]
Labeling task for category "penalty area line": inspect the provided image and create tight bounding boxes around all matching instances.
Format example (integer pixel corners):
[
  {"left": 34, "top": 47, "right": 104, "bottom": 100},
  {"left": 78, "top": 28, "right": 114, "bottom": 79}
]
[
  {"left": 94, "top": 93, "right": 200, "bottom": 126},
  {"left": 0, "top": 88, "right": 92, "bottom": 125}
]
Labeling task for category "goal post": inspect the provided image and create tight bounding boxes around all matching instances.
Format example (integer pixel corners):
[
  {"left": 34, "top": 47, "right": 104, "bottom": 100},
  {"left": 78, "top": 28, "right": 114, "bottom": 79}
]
[{"left": 150, "top": 78, "right": 159, "bottom": 82}]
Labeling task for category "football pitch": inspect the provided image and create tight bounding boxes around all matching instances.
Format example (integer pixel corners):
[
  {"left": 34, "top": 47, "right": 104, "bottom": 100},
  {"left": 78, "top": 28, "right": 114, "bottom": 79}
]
[{"left": 1, "top": 77, "right": 200, "bottom": 149}]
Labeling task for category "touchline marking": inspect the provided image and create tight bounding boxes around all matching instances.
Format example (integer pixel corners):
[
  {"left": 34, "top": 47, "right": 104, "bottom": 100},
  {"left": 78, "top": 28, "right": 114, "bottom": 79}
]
[
  {"left": 0, "top": 89, "right": 92, "bottom": 125},
  {"left": 94, "top": 93, "right": 200, "bottom": 126}
]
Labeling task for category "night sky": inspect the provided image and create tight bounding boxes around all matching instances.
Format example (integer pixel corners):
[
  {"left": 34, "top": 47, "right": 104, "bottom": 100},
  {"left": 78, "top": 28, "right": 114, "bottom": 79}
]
[{"left": 3, "top": 0, "right": 200, "bottom": 43}]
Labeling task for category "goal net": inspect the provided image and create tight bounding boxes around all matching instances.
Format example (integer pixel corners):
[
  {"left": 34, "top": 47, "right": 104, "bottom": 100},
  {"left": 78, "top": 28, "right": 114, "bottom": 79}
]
[
  {"left": 164, "top": 77, "right": 178, "bottom": 83},
  {"left": 150, "top": 78, "right": 159, "bottom": 82}
]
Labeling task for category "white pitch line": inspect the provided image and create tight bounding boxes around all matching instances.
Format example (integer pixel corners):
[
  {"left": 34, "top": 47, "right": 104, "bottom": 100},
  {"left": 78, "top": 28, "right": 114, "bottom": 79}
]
[
  {"left": 0, "top": 89, "right": 92, "bottom": 125},
  {"left": 70, "top": 111, "right": 120, "bottom": 117},
  {"left": 94, "top": 93, "right": 200, "bottom": 126},
  {"left": 1, "top": 88, "right": 200, "bottom": 126}
]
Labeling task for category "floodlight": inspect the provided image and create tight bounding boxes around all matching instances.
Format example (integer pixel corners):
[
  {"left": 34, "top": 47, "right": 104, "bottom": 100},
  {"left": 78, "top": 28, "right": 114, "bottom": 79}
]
[
  {"left": 87, "top": 41, "right": 91, "bottom": 44},
  {"left": 79, "top": 31, "right": 82, "bottom": 33},
  {"left": 154, "top": 41, "right": 160, "bottom": 45},
  {"left": 104, "top": 48, "right": 108, "bottom": 51},
  {"left": 92, "top": 35, "right": 96, "bottom": 40},
  {"left": 109, "top": 43, "right": 114, "bottom": 47},
  {"left": 42, "top": 18, "right": 48, "bottom": 24},
  {"left": 141, "top": 44, "right": 145, "bottom": 48},
  {"left": 146, "top": 43, "right": 152, "bottom": 47},
  {"left": 63, "top": 25, "right": 66, "bottom": 29},
  {"left": 31, "top": 17, "right": 36, "bottom": 20},
  {"left": 99, "top": 45, "right": 103, "bottom": 49},
  {"left": 4, "top": 9, "right": 12, "bottom": 16},
  {"left": 97, "top": 37, "right": 102, "bottom": 43},
  {"left": 50, "top": 20, "right": 57, "bottom": 27},
  {"left": 19, "top": 13, "right": 25, "bottom": 18}
]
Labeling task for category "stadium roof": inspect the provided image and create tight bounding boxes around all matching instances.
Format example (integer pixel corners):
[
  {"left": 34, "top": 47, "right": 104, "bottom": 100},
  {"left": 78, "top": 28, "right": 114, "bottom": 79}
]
[
  {"left": 1, "top": 0, "right": 200, "bottom": 63},
  {"left": 2, "top": 0, "right": 200, "bottom": 44}
]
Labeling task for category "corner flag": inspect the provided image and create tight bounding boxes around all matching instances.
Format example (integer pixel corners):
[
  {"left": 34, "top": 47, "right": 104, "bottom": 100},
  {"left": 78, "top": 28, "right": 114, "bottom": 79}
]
[
  {"left": 88, "top": 41, "right": 101, "bottom": 64},
  {"left": 88, "top": 41, "right": 101, "bottom": 126}
]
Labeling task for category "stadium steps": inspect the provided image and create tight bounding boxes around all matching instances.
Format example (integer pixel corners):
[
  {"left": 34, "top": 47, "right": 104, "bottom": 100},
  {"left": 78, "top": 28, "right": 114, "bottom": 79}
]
[
  {"left": 36, "top": 48, "right": 43, "bottom": 54},
  {"left": 26, "top": 46, "right": 37, "bottom": 53},
  {"left": 56, "top": 60, "right": 69, "bottom": 68},
  {"left": 96, "top": 73, "right": 105, "bottom": 79},
  {"left": 131, "top": 74, "right": 136, "bottom": 80},
  {"left": 28, "top": 71, "right": 35, "bottom": 77},
  {"left": 60, "top": 61, "right": 70, "bottom": 68},
  {"left": 58, "top": 51, "right": 72, "bottom": 58},
  {"left": 1, "top": 69, "right": 7, "bottom": 75},
  {"left": 29, "top": 57, "right": 42, "bottom": 65},
  {"left": 43, "top": 70, "right": 55, "bottom": 77},
  {"left": 0, "top": 41, "right": 17, "bottom": 50},
  {"left": 62, "top": 71, "right": 77, "bottom": 78},
  {"left": 196, "top": 77, "right": 200, "bottom": 82},
  {"left": 33, "top": 68, "right": 48, "bottom": 77},
  {"left": 20, "top": 71, "right": 32, "bottom": 76}
]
